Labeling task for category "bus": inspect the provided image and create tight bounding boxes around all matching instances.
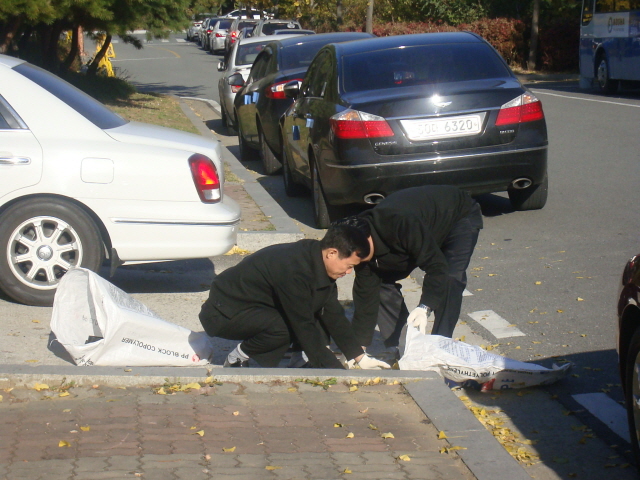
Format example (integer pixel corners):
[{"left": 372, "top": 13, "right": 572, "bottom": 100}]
[{"left": 579, "top": 0, "right": 640, "bottom": 92}]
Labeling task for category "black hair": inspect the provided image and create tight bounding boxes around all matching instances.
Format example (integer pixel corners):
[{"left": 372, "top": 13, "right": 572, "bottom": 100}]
[
  {"left": 331, "top": 215, "right": 371, "bottom": 238},
  {"left": 320, "top": 223, "right": 370, "bottom": 259}
]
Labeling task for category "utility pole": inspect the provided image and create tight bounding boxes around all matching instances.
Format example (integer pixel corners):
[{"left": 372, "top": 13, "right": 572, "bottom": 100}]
[{"left": 366, "top": 0, "right": 373, "bottom": 34}]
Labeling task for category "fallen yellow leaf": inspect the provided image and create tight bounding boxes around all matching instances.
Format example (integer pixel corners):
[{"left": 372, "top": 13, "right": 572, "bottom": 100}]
[
  {"left": 205, "top": 376, "right": 214, "bottom": 383},
  {"left": 194, "top": 430, "right": 204, "bottom": 436},
  {"left": 63, "top": 409, "right": 71, "bottom": 413},
  {"left": 346, "top": 432, "right": 355, "bottom": 438},
  {"left": 33, "top": 383, "right": 49, "bottom": 391},
  {"left": 222, "top": 446, "right": 235, "bottom": 452},
  {"left": 59, "top": 392, "right": 70, "bottom": 397},
  {"left": 334, "top": 423, "right": 344, "bottom": 428},
  {"left": 233, "top": 411, "right": 240, "bottom": 416},
  {"left": 80, "top": 426, "right": 90, "bottom": 432},
  {"left": 156, "top": 387, "right": 167, "bottom": 395},
  {"left": 535, "top": 281, "right": 542, "bottom": 285},
  {"left": 438, "top": 431, "right": 448, "bottom": 439},
  {"left": 287, "top": 387, "right": 297, "bottom": 392},
  {"left": 577, "top": 297, "right": 584, "bottom": 301},
  {"left": 398, "top": 454, "right": 411, "bottom": 461},
  {"left": 124, "top": 368, "right": 132, "bottom": 372},
  {"left": 265, "top": 466, "right": 281, "bottom": 471},
  {"left": 349, "top": 386, "right": 358, "bottom": 392},
  {"left": 350, "top": 380, "right": 359, "bottom": 385},
  {"left": 343, "top": 468, "right": 352, "bottom": 474},
  {"left": 58, "top": 440, "right": 71, "bottom": 447},
  {"left": 368, "top": 424, "right": 378, "bottom": 430},
  {"left": 381, "top": 432, "right": 395, "bottom": 439},
  {"left": 32, "top": 320, "right": 40, "bottom": 323}
]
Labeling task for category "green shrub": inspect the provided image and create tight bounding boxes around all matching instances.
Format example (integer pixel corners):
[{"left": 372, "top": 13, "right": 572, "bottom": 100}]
[
  {"left": 537, "top": 16, "right": 579, "bottom": 72},
  {"left": 64, "top": 71, "right": 137, "bottom": 103}
]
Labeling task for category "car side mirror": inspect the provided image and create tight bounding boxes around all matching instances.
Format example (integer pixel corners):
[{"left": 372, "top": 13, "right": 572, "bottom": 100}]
[
  {"left": 283, "top": 80, "right": 301, "bottom": 99},
  {"left": 227, "top": 73, "right": 245, "bottom": 87},
  {"left": 217, "top": 61, "right": 226, "bottom": 72}
]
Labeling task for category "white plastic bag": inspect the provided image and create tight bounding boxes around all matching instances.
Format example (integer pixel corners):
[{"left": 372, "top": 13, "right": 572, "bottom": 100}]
[
  {"left": 51, "top": 268, "right": 214, "bottom": 366},
  {"left": 399, "top": 325, "right": 571, "bottom": 390}
]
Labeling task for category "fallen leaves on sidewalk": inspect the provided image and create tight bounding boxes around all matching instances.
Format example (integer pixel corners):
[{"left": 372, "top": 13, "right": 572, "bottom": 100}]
[{"left": 381, "top": 432, "right": 395, "bottom": 439}]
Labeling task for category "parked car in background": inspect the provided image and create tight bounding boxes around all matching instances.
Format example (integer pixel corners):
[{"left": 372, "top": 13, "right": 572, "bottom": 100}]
[
  {"left": 199, "top": 17, "right": 220, "bottom": 49},
  {"left": 617, "top": 252, "right": 640, "bottom": 465},
  {"left": 233, "top": 32, "right": 373, "bottom": 175},
  {"left": 280, "top": 32, "right": 549, "bottom": 227},
  {"left": 0, "top": 54, "right": 240, "bottom": 306},
  {"left": 209, "top": 18, "right": 234, "bottom": 54},
  {"left": 252, "top": 19, "right": 302, "bottom": 37},
  {"left": 187, "top": 13, "right": 215, "bottom": 42},
  {"left": 225, "top": 18, "right": 259, "bottom": 54},
  {"left": 273, "top": 29, "right": 315, "bottom": 36},
  {"left": 224, "top": 8, "right": 265, "bottom": 19},
  {"left": 217, "top": 36, "right": 276, "bottom": 134}
]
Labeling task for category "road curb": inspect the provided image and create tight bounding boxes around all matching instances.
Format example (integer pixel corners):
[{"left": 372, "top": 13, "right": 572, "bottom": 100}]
[{"left": 179, "top": 96, "right": 304, "bottom": 251}]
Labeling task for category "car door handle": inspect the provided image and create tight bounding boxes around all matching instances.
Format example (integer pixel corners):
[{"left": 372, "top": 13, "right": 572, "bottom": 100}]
[{"left": 0, "top": 157, "right": 30, "bottom": 165}]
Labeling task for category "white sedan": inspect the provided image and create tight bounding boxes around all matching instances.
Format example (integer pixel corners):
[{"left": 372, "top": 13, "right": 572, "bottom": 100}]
[{"left": 0, "top": 54, "right": 241, "bottom": 306}]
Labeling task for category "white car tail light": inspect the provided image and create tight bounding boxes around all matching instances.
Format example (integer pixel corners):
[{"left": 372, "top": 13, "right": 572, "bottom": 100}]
[
  {"left": 330, "top": 109, "right": 394, "bottom": 139},
  {"left": 495, "top": 92, "right": 544, "bottom": 126},
  {"left": 188, "top": 154, "right": 221, "bottom": 203}
]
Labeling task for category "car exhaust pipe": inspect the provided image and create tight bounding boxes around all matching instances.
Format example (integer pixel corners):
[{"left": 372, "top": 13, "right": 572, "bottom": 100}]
[
  {"left": 511, "top": 178, "right": 532, "bottom": 190},
  {"left": 364, "top": 193, "right": 385, "bottom": 204}
]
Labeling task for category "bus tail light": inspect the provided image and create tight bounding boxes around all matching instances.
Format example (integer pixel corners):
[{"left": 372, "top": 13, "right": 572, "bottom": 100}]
[
  {"left": 495, "top": 92, "right": 545, "bottom": 126},
  {"left": 330, "top": 109, "right": 394, "bottom": 139},
  {"left": 189, "top": 154, "right": 221, "bottom": 203}
]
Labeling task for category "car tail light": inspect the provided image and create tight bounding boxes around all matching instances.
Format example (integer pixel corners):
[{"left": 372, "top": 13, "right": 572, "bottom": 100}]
[
  {"left": 216, "top": 32, "right": 225, "bottom": 37},
  {"left": 231, "top": 31, "right": 238, "bottom": 38},
  {"left": 330, "top": 109, "right": 394, "bottom": 139},
  {"left": 265, "top": 79, "right": 303, "bottom": 99},
  {"left": 189, "top": 154, "right": 221, "bottom": 203},
  {"left": 495, "top": 92, "right": 545, "bottom": 126}
]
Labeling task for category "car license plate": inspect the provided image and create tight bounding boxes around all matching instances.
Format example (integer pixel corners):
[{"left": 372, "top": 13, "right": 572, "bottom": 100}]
[{"left": 401, "top": 114, "right": 482, "bottom": 141}]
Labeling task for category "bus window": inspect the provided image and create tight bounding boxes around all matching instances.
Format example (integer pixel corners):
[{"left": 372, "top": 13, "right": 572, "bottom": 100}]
[{"left": 582, "top": 0, "right": 593, "bottom": 24}]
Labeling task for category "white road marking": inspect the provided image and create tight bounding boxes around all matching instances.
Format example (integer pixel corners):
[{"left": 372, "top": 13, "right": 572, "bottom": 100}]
[
  {"left": 572, "top": 393, "right": 630, "bottom": 442},
  {"left": 463, "top": 289, "right": 473, "bottom": 297},
  {"left": 533, "top": 90, "right": 640, "bottom": 109},
  {"left": 467, "top": 310, "right": 526, "bottom": 338},
  {"left": 176, "top": 39, "right": 186, "bottom": 43}
]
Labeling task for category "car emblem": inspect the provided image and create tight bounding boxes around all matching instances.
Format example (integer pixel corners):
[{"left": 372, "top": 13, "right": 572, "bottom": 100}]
[{"left": 430, "top": 95, "right": 451, "bottom": 109}]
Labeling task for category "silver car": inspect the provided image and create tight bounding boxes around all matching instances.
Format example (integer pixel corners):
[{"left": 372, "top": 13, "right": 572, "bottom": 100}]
[
  {"left": 217, "top": 36, "right": 281, "bottom": 133},
  {"left": 209, "top": 18, "right": 234, "bottom": 54}
]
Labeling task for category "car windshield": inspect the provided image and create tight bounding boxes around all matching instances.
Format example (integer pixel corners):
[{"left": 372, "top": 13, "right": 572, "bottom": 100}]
[
  {"left": 237, "top": 42, "right": 268, "bottom": 66},
  {"left": 14, "top": 63, "right": 128, "bottom": 129},
  {"left": 280, "top": 40, "right": 330, "bottom": 70},
  {"left": 342, "top": 43, "right": 512, "bottom": 93},
  {"left": 263, "top": 22, "right": 299, "bottom": 35}
]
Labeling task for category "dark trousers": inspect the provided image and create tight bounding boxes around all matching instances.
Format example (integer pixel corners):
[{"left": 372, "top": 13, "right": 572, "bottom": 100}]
[
  {"left": 200, "top": 304, "right": 292, "bottom": 367},
  {"left": 199, "top": 303, "right": 328, "bottom": 367},
  {"left": 378, "top": 202, "right": 482, "bottom": 345}
]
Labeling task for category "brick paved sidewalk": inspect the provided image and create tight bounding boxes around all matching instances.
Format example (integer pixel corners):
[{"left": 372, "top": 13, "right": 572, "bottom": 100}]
[{"left": 1, "top": 380, "right": 475, "bottom": 480}]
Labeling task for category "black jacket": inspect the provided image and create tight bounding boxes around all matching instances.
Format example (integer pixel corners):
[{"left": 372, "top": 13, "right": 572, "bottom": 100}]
[
  {"left": 202, "top": 239, "right": 363, "bottom": 368},
  {"left": 352, "top": 186, "right": 481, "bottom": 344}
]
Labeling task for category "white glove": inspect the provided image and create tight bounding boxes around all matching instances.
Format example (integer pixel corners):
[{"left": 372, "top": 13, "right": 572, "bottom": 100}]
[
  {"left": 408, "top": 305, "right": 435, "bottom": 334},
  {"left": 347, "top": 353, "right": 391, "bottom": 370}
]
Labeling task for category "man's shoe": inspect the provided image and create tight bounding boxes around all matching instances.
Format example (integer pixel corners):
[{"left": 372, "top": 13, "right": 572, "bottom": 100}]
[
  {"left": 287, "top": 350, "right": 309, "bottom": 368},
  {"left": 224, "top": 357, "right": 250, "bottom": 367}
]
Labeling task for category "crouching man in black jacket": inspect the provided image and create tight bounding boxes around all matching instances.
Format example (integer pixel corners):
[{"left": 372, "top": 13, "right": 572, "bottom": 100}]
[
  {"left": 199, "top": 224, "right": 391, "bottom": 369},
  {"left": 337, "top": 185, "right": 483, "bottom": 352}
]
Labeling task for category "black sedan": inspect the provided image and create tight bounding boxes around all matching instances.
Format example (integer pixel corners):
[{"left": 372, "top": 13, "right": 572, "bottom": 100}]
[
  {"left": 280, "top": 32, "right": 549, "bottom": 228},
  {"left": 233, "top": 32, "right": 373, "bottom": 174},
  {"left": 617, "top": 252, "right": 640, "bottom": 464}
]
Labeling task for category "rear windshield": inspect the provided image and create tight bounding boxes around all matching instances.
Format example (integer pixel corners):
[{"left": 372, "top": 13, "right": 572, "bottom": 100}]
[
  {"left": 238, "top": 20, "right": 257, "bottom": 30},
  {"left": 280, "top": 41, "right": 329, "bottom": 70},
  {"left": 263, "top": 22, "right": 300, "bottom": 35},
  {"left": 216, "top": 19, "right": 233, "bottom": 29},
  {"left": 342, "top": 43, "right": 512, "bottom": 93},
  {"left": 237, "top": 42, "right": 268, "bottom": 65},
  {"left": 14, "top": 63, "right": 127, "bottom": 129}
]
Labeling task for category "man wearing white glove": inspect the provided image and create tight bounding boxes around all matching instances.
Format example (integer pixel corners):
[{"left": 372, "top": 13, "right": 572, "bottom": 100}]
[
  {"left": 407, "top": 304, "right": 436, "bottom": 335},
  {"left": 334, "top": 186, "right": 483, "bottom": 353},
  {"left": 347, "top": 353, "right": 391, "bottom": 369}
]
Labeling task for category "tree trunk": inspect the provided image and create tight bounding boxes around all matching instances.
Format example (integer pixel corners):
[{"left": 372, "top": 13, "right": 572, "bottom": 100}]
[
  {"left": 87, "top": 34, "right": 113, "bottom": 76},
  {"left": 336, "top": 0, "right": 343, "bottom": 28},
  {"left": 0, "top": 16, "right": 23, "bottom": 54},
  {"left": 61, "top": 25, "right": 81, "bottom": 73},
  {"left": 527, "top": 0, "right": 540, "bottom": 71},
  {"left": 366, "top": 0, "right": 373, "bottom": 34}
]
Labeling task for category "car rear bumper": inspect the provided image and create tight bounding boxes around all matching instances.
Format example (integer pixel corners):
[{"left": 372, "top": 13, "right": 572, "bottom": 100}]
[{"left": 321, "top": 145, "right": 548, "bottom": 205}]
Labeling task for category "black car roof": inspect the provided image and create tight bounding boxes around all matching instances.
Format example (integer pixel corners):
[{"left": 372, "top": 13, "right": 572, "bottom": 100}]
[
  {"left": 273, "top": 31, "right": 374, "bottom": 49},
  {"left": 331, "top": 31, "right": 483, "bottom": 55}
]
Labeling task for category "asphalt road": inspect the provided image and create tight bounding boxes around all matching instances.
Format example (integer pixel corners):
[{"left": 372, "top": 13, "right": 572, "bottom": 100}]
[{"left": 16, "top": 32, "right": 640, "bottom": 476}]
